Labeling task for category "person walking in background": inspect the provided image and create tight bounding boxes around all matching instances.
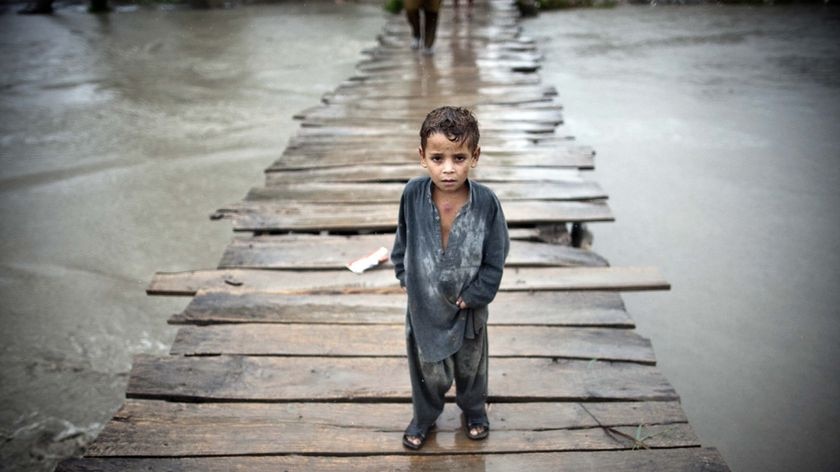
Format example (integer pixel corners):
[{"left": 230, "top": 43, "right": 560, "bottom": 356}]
[{"left": 405, "top": 0, "right": 443, "bottom": 55}]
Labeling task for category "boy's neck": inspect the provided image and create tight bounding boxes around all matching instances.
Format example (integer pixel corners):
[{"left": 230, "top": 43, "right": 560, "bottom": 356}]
[{"left": 431, "top": 179, "right": 470, "bottom": 206}]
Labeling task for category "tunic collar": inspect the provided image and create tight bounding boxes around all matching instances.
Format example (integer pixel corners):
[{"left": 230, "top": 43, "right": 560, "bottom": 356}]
[{"left": 423, "top": 176, "right": 474, "bottom": 208}]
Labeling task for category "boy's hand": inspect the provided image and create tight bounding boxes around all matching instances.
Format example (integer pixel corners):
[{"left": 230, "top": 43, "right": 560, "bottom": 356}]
[{"left": 456, "top": 297, "right": 468, "bottom": 309}]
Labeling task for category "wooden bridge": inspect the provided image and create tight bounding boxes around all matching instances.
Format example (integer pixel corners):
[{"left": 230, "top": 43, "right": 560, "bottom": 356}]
[{"left": 57, "top": 1, "right": 730, "bottom": 470}]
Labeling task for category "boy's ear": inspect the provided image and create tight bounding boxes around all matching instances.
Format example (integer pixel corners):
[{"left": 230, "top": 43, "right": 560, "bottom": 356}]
[
  {"left": 470, "top": 146, "right": 481, "bottom": 168},
  {"left": 419, "top": 146, "right": 427, "bottom": 168}
]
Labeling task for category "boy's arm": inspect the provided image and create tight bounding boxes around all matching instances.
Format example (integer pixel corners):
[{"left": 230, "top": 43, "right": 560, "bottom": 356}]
[
  {"left": 458, "top": 198, "right": 510, "bottom": 309},
  {"left": 391, "top": 190, "right": 408, "bottom": 288}
]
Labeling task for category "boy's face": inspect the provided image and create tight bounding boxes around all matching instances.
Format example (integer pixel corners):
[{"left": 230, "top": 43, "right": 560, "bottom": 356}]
[{"left": 419, "top": 132, "right": 480, "bottom": 194}]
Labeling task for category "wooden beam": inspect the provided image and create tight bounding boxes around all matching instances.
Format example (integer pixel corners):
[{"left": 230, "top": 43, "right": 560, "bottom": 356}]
[
  {"left": 169, "top": 290, "right": 634, "bottom": 328},
  {"left": 147, "top": 267, "right": 670, "bottom": 297},
  {"left": 223, "top": 200, "right": 612, "bottom": 232},
  {"left": 170, "top": 324, "right": 655, "bottom": 364},
  {"left": 217, "top": 235, "right": 608, "bottom": 270},
  {"left": 242, "top": 181, "right": 607, "bottom": 203},
  {"left": 265, "top": 166, "right": 587, "bottom": 185},
  {"left": 126, "top": 355, "right": 679, "bottom": 402},
  {"left": 58, "top": 448, "right": 731, "bottom": 471},
  {"left": 79, "top": 399, "right": 695, "bottom": 457}
]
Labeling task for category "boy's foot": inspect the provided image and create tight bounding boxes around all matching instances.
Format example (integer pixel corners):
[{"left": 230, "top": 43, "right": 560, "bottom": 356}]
[
  {"left": 410, "top": 37, "right": 421, "bottom": 50},
  {"left": 402, "top": 421, "right": 434, "bottom": 450},
  {"left": 466, "top": 421, "right": 489, "bottom": 440},
  {"left": 402, "top": 433, "right": 424, "bottom": 449},
  {"left": 422, "top": 46, "right": 434, "bottom": 56}
]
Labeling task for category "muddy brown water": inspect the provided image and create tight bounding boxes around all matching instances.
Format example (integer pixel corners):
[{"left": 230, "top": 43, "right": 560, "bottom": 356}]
[{"left": 1, "top": 2, "right": 838, "bottom": 472}]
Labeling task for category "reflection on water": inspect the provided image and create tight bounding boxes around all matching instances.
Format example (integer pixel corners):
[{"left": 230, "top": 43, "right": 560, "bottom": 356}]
[
  {"left": 526, "top": 5, "right": 840, "bottom": 472},
  {"left": 0, "top": 3, "right": 384, "bottom": 471}
]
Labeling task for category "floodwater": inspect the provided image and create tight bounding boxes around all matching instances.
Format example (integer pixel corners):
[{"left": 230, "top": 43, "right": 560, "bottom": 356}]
[
  {"left": 0, "top": 2, "right": 837, "bottom": 472},
  {"left": 0, "top": 2, "right": 385, "bottom": 471},
  {"left": 525, "top": 5, "right": 840, "bottom": 472}
]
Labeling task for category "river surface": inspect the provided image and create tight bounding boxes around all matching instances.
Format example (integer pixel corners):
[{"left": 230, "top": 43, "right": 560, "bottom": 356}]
[
  {"left": 0, "top": 2, "right": 386, "bottom": 471},
  {"left": 525, "top": 5, "right": 840, "bottom": 472},
  {"left": 0, "top": 2, "right": 838, "bottom": 472}
]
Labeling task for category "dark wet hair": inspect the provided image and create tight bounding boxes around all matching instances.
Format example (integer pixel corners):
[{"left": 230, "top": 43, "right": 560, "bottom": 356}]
[{"left": 419, "top": 106, "right": 480, "bottom": 152}]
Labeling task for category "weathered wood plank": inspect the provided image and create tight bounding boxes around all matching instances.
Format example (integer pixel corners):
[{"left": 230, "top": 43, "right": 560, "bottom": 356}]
[
  {"left": 243, "top": 180, "right": 606, "bottom": 203},
  {"left": 147, "top": 267, "right": 670, "bottom": 297},
  {"left": 270, "top": 148, "right": 591, "bottom": 171},
  {"left": 303, "top": 117, "right": 554, "bottom": 134},
  {"left": 225, "top": 200, "right": 612, "bottom": 232},
  {"left": 81, "top": 399, "right": 693, "bottom": 457},
  {"left": 170, "top": 324, "right": 654, "bottom": 363},
  {"left": 169, "top": 290, "right": 634, "bottom": 328},
  {"left": 264, "top": 166, "right": 585, "bottom": 185},
  {"left": 298, "top": 107, "right": 561, "bottom": 124},
  {"left": 216, "top": 234, "right": 608, "bottom": 269},
  {"left": 58, "top": 448, "right": 731, "bottom": 472},
  {"left": 126, "top": 355, "right": 678, "bottom": 402}
]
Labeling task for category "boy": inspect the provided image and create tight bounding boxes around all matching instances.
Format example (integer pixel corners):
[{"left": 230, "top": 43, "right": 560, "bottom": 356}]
[{"left": 391, "top": 106, "right": 510, "bottom": 450}]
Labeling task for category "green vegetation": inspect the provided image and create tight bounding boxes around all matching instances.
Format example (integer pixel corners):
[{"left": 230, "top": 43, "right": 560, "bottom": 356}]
[{"left": 384, "top": 0, "right": 403, "bottom": 14}]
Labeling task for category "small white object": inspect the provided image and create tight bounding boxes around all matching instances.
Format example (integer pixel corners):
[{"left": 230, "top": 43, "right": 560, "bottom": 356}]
[{"left": 346, "top": 247, "right": 390, "bottom": 274}]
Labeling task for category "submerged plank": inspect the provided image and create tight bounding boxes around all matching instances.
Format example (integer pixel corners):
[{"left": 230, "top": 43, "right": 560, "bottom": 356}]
[
  {"left": 126, "top": 355, "right": 678, "bottom": 402},
  {"left": 243, "top": 180, "right": 607, "bottom": 203},
  {"left": 58, "top": 448, "right": 731, "bottom": 472},
  {"left": 83, "top": 399, "right": 693, "bottom": 457},
  {"left": 217, "top": 235, "right": 608, "bottom": 269},
  {"left": 169, "top": 290, "right": 634, "bottom": 328},
  {"left": 147, "top": 267, "right": 670, "bottom": 296},
  {"left": 170, "top": 324, "right": 655, "bottom": 363},
  {"left": 226, "top": 200, "right": 612, "bottom": 232}
]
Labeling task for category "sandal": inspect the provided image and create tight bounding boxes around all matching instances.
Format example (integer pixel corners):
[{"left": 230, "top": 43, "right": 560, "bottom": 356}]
[
  {"left": 402, "top": 422, "right": 434, "bottom": 450},
  {"left": 466, "top": 419, "right": 489, "bottom": 440}
]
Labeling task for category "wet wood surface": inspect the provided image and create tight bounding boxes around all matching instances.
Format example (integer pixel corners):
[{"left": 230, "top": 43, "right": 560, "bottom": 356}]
[
  {"left": 82, "top": 399, "right": 696, "bottom": 457},
  {"left": 126, "top": 354, "right": 678, "bottom": 402},
  {"left": 217, "top": 234, "right": 608, "bottom": 269},
  {"left": 170, "top": 324, "right": 656, "bottom": 363},
  {"left": 168, "top": 290, "right": 635, "bottom": 327},
  {"left": 225, "top": 200, "right": 613, "bottom": 232},
  {"left": 265, "top": 165, "right": 588, "bottom": 185},
  {"left": 146, "top": 266, "right": 670, "bottom": 296},
  {"left": 59, "top": 447, "right": 730, "bottom": 471},
  {"left": 243, "top": 180, "right": 607, "bottom": 203},
  {"left": 59, "top": 0, "right": 728, "bottom": 470}
]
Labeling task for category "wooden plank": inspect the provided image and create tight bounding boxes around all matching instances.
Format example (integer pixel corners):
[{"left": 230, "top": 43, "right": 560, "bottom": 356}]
[
  {"left": 269, "top": 148, "right": 592, "bottom": 171},
  {"left": 243, "top": 180, "right": 607, "bottom": 203},
  {"left": 264, "top": 165, "right": 587, "bottom": 185},
  {"left": 303, "top": 117, "right": 555, "bottom": 134},
  {"left": 169, "top": 290, "right": 634, "bottom": 328},
  {"left": 225, "top": 200, "right": 612, "bottom": 232},
  {"left": 286, "top": 134, "right": 573, "bottom": 151},
  {"left": 126, "top": 355, "right": 678, "bottom": 402},
  {"left": 147, "top": 267, "right": 670, "bottom": 297},
  {"left": 58, "top": 448, "right": 731, "bottom": 471},
  {"left": 80, "top": 399, "right": 694, "bottom": 457},
  {"left": 216, "top": 235, "right": 608, "bottom": 269},
  {"left": 324, "top": 88, "right": 554, "bottom": 105},
  {"left": 298, "top": 107, "right": 561, "bottom": 124},
  {"left": 170, "top": 324, "right": 655, "bottom": 363}
]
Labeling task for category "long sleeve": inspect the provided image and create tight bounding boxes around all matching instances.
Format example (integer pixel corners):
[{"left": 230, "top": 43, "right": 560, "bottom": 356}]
[
  {"left": 391, "top": 189, "right": 408, "bottom": 288},
  {"left": 458, "top": 197, "right": 509, "bottom": 309}
]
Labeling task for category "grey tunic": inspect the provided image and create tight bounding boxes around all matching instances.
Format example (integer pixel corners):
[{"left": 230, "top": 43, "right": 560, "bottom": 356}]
[{"left": 391, "top": 176, "right": 510, "bottom": 363}]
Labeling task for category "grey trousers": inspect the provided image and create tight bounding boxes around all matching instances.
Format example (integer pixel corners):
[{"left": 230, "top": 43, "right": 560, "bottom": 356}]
[{"left": 404, "top": 322, "right": 489, "bottom": 437}]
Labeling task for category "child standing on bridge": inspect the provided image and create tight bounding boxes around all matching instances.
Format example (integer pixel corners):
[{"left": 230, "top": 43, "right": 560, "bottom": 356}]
[{"left": 391, "top": 106, "right": 510, "bottom": 450}]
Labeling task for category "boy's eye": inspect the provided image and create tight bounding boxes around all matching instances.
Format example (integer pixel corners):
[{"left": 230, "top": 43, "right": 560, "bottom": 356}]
[
  {"left": 431, "top": 156, "right": 442, "bottom": 162},
  {"left": 455, "top": 156, "right": 467, "bottom": 162}
]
